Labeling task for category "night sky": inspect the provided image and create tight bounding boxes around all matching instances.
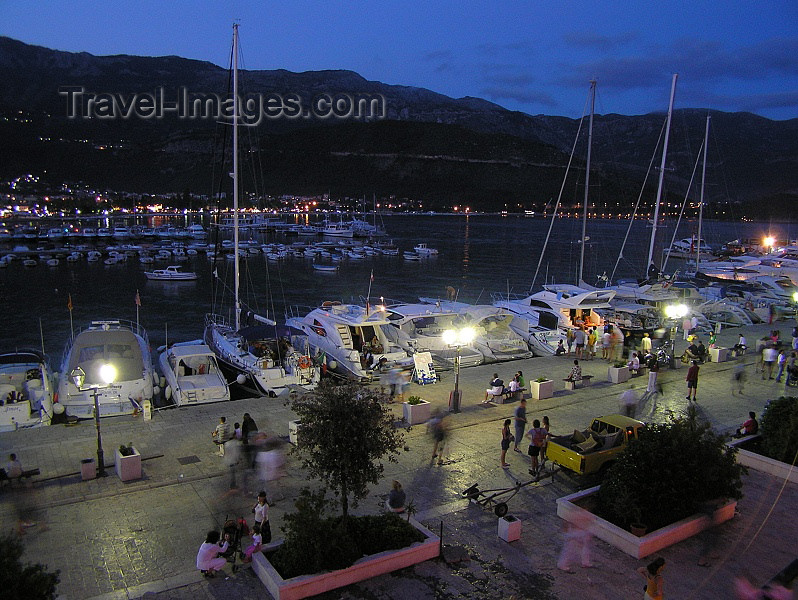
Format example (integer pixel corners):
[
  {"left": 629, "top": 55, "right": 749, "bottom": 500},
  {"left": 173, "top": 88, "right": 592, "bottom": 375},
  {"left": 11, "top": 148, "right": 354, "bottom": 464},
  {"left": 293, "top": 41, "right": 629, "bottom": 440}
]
[{"left": 2, "top": 0, "right": 796, "bottom": 120}]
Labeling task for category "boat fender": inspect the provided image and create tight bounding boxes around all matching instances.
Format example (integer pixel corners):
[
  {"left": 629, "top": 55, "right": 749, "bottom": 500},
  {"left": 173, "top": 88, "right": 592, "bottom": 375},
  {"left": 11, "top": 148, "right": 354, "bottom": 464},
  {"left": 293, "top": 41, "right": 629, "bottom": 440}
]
[
  {"left": 53, "top": 402, "right": 65, "bottom": 415},
  {"left": 152, "top": 371, "right": 160, "bottom": 385},
  {"left": 328, "top": 360, "right": 337, "bottom": 370},
  {"left": 236, "top": 374, "right": 247, "bottom": 385},
  {"left": 153, "top": 385, "right": 160, "bottom": 397},
  {"left": 164, "top": 386, "right": 172, "bottom": 400},
  {"left": 160, "top": 376, "right": 167, "bottom": 388}
]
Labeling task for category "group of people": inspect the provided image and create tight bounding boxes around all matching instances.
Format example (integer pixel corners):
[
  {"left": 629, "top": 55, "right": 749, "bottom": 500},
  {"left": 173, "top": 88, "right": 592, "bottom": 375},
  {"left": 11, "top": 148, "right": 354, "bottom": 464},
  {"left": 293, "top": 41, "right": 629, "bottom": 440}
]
[
  {"left": 210, "top": 412, "right": 286, "bottom": 495},
  {"left": 499, "top": 399, "right": 552, "bottom": 476},
  {"left": 556, "top": 323, "right": 629, "bottom": 364},
  {"left": 483, "top": 371, "right": 525, "bottom": 403}
]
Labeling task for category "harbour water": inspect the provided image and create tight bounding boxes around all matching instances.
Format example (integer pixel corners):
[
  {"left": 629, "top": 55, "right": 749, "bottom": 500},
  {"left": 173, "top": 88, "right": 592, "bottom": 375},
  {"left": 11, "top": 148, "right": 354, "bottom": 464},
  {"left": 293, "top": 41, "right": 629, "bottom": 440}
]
[{"left": 0, "top": 214, "right": 793, "bottom": 364}]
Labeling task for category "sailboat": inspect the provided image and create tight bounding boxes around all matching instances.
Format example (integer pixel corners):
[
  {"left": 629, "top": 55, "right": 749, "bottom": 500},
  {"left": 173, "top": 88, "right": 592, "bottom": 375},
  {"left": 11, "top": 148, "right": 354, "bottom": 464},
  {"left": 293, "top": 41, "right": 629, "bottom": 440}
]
[{"left": 204, "top": 24, "right": 319, "bottom": 397}]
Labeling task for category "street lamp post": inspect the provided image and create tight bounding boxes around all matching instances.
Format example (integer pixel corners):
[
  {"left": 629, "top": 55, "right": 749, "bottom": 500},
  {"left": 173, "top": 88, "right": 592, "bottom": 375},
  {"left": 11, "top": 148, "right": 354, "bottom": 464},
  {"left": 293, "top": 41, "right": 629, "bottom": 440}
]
[
  {"left": 664, "top": 304, "right": 688, "bottom": 369},
  {"left": 71, "top": 364, "right": 117, "bottom": 477},
  {"left": 442, "top": 327, "right": 475, "bottom": 413}
]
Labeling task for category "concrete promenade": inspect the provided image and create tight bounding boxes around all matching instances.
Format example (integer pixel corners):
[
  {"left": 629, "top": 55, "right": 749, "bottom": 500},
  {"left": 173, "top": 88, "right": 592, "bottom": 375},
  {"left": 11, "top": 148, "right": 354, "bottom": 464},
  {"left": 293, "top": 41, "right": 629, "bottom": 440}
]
[{"left": 1, "top": 320, "right": 796, "bottom": 599}]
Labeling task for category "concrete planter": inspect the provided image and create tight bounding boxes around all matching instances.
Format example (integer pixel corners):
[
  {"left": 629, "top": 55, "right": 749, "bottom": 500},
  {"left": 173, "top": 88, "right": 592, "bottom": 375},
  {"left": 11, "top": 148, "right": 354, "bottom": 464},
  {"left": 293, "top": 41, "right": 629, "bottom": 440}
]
[
  {"left": 727, "top": 437, "right": 798, "bottom": 484},
  {"left": 530, "top": 379, "right": 553, "bottom": 400},
  {"left": 402, "top": 399, "right": 431, "bottom": 425},
  {"left": 556, "top": 486, "right": 736, "bottom": 559},
  {"left": 114, "top": 447, "right": 142, "bottom": 482},
  {"left": 498, "top": 515, "right": 522, "bottom": 542},
  {"left": 608, "top": 366, "right": 630, "bottom": 384},
  {"left": 252, "top": 517, "right": 440, "bottom": 600},
  {"left": 709, "top": 347, "right": 729, "bottom": 362}
]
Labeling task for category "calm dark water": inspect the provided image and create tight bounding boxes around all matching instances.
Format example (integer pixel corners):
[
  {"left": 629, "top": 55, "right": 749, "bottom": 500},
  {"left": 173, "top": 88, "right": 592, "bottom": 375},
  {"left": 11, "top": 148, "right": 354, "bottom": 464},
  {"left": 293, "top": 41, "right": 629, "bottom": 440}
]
[{"left": 0, "top": 215, "right": 793, "bottom": 365}]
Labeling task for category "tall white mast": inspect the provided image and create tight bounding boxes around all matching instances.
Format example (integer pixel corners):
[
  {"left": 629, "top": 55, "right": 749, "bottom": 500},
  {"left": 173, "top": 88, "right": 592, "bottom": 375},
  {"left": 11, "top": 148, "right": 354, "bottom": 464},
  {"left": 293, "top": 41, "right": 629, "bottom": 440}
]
[
  {"left": 696, "top": 114, "right": 710, "bottom": 273},
  {"left": 646, "top": 73, "right": 678, "bottom": 276},
  {"left": 232, "top": 23, "right": 241, "bottom": 331},
  {"left": 578, "top": 80, "right": 596, "bottom": 285}
]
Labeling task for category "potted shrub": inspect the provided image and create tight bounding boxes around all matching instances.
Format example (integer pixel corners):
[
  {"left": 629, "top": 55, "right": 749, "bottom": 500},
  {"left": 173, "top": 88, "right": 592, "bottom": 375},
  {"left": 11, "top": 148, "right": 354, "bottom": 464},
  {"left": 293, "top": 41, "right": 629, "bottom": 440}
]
[
  {"left": 608, "top": 361, "right": 630, "bottom": 384},
  {"left": 402, "top": 395, "right": 431, "bottom": 425},
  {"left": 558, "top": 414, "right": 744, "bottom": 557},
  {"left": 115, "top": 443, "right": 142, "bottom": 482},
  {"left": 530, "top": 376, "right": 553, "bottom": 400},
  {"left": 253, "top": 380, "right": 439, "bottom": 597}
]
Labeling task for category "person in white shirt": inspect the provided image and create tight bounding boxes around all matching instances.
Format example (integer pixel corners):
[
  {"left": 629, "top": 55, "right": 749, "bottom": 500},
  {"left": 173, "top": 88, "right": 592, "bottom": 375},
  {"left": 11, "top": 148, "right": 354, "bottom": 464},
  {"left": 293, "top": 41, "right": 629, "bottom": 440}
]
[
  {"left": 627, "top": 352, "right": 640, "bottom": 372},
  {"left": 196, "top": 530, "right": 229, "bottom": 577},
  {"left": 762, "top": 345, "right": 778, "bottom": 380},
  {"left": 618, "top": 386, "right": 639, "bottom": 418}
]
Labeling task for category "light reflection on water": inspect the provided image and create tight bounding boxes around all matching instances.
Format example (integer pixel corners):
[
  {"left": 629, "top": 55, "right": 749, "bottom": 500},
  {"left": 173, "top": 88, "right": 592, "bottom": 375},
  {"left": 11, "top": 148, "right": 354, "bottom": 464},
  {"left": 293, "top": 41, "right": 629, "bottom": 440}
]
[{"left": 0, "top": 215, "right": 791, "bottom": 364}]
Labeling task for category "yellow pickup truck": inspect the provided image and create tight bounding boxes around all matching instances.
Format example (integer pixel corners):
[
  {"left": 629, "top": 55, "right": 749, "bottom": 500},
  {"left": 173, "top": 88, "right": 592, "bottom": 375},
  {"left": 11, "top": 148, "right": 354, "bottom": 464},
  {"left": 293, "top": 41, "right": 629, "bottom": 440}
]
[{"left": 546, "top": 415, "right": 645, "bottom": 476}]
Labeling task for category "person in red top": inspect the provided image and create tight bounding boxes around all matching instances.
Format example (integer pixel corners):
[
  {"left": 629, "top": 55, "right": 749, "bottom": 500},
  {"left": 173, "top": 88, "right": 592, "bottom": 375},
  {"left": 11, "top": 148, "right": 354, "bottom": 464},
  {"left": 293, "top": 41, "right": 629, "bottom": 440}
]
[{"left": 686, "top": 360, "right": 700, "bottom": 402}]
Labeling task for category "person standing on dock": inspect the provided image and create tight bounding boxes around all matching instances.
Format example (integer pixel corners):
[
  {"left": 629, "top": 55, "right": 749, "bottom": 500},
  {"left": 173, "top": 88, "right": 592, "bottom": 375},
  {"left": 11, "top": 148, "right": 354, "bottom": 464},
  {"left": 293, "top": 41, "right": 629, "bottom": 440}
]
[
  {"left": 686, "top": 360, "right": 700, "bottom": 402},
  {"left": 212, "top": 416, "right": 232, "bottom": 457},
  {"left": 513, "top": 399, "right": 527, "bottom": 453}
]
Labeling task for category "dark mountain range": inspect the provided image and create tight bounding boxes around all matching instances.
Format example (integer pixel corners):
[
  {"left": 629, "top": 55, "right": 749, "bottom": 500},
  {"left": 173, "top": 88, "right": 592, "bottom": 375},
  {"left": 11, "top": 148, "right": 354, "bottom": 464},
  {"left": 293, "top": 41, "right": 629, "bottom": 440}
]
[{"left": 1, "top": 36, "right": 796, "bottom": 212}]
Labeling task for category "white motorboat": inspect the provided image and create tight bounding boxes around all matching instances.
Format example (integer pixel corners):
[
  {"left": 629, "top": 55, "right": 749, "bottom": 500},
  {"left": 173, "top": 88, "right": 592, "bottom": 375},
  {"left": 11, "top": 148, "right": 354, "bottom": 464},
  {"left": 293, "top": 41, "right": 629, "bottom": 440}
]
[
  {"left": 57, "top": 320, "right": 156, "bottom": 418},
  {"left": 382, "top": 303, "right": 484, "bottom": 368},
  {"left": 0, "top": 350, "right": 54, "bottom": 431},
  {"left": 312, "top": 263, "right": 338, "bottom": 272},
  {"left": 286, "top": 302, "right": 411, "bottom": 381},
  {"left": 666, "top": 237, "right": 711, "bottom": 257},
  {"left": 158, "top": 341, "right": 230, "bottom": 406},
  {"left": 413, "top": 243, "right": 438, "bottom": 256},
  {"left": 145, "top": 265, "right": 198, "bottom": 281},
  {"left": 320, "top": 218, "right": 354, "bottom": 238},
  {"left": 204, "top": 25, "right": 319, "bottom": 397},
  {"left": 697, "top": 301, "right": 757, "bottom": 329},
  {"left": 491, "top": 286, "right": 614, "bottom": 355},
  {"left": 187, "top": 224, "right": 208, "bottom": 239},
  {"left": 418, "top": 300, "right": 535, "bottom": 362}
]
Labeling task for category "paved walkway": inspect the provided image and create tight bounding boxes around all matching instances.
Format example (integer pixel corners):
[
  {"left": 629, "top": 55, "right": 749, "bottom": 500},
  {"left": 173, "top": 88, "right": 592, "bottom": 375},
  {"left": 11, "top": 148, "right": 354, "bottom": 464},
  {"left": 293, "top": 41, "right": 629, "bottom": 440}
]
[{"left": 1, "top": 321, "right": 796, "bottom": 599}]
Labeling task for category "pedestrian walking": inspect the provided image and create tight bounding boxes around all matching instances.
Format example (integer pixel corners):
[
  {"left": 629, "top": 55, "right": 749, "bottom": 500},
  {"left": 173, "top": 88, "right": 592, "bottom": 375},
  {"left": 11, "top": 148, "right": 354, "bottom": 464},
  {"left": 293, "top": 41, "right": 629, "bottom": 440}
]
[
  {"left": 557, "top": 512, "right": 594, "bottom": 572},
  {"left": 762, "top": 344, "right": 778, "bottom": 380},
  {"left": 574, "top": 327, "right": 585, "bottom": 359},
  {"left": 619, "top": 385, "right": 639, "bottom": 418},
  {"left": 732, "top": 363, "right": 747, "bottom": 395},
  {"left": 513, "top": 398, "right": 527, "bottom": 452},
  {"left": 566, "top": 328, "right": 575, "bottom": 355},
  {"left": 686, "top": 360, "right": 700, "bottom": 402},
  {"left": 526, "top": 419, "right": 547, "bottom": 476},
  {"left": 637, "top": 556, "right": 665, "bottom": 600},
  {"left": 500, "top": 419, "right": 512, "bottom": 468},
  {"left": 774, "top": 349, "right": 787, "bottom": 382},
  {"left": 428, "top": 409, "right": 448, "bottom": 465},
  {"left": 241, "top": 412, "right": 258, "bottom": 444},
  {"left": 646, "top": 355, "right": 660, "bottom": 394},
  {"left": 587, "top": 328, "right": 597, "bottom": 359},
  {"left": 211, "top": 416, "right": 232, "bottom": 456}
]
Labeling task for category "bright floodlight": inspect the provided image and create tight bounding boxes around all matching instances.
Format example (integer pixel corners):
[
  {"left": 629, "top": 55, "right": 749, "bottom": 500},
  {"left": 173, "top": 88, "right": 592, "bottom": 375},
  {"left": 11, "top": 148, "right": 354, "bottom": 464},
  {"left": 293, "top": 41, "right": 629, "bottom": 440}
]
[
  {"left": 99, "top": 363, "right": 117, "bottom": 385},
  {"left": 793, "top": 291, "right": 798, "bottom": 303},
  {"left": 763, "top": 236, "right": 775, "bottom": 248},
  {"left": 664, "top": 304, "right": 688, "bottom": 320},
  {"left": 442, "top": 329, "right": 457, "bottom": 346},
  {"left": 459, "top": 327, "right": 476, "bottom": 344}
]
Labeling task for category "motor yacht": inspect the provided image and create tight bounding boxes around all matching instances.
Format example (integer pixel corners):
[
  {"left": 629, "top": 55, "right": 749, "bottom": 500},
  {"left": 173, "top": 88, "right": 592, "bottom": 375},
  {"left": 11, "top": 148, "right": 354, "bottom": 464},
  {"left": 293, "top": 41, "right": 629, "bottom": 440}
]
[
  {"left": 0, "top": 350, "right": 54, "bottom": 431},
  {"left": 57, "top": 320, "right": 156, "bottom": 418},
  {"left": 158, "top": 341, "right": 230, "bottom": 406}
]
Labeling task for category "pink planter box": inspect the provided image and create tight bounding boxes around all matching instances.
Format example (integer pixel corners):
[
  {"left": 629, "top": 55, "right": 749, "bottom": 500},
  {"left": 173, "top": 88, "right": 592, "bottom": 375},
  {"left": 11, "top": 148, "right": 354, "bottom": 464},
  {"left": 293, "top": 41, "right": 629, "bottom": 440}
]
[
  {"left": 114, "top": 447, "right": 142, "bottom": 482},
  {"left": 252, "top": 517, "right": 440, "bottom": 600},
  {"left": 556, "top": 486, "right": 736, "bottom": 559}
]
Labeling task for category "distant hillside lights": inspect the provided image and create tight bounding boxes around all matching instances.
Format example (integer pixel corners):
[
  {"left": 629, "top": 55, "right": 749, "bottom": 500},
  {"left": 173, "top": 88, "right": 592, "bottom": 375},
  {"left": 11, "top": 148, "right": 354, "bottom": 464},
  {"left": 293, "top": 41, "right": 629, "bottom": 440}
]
[{"left": 58, "top": 86, "right": 386, "bottom": 124}]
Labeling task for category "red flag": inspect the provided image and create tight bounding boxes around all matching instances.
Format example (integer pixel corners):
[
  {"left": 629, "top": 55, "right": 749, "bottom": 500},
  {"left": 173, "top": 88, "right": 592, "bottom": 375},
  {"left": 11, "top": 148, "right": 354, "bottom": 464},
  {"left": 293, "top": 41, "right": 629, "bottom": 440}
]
[
  {"left": 135, "top": 290, "right": 141, "bottom": 307},
  {"left": 67, "top": 294, "right": 73, "bottom": 312}
]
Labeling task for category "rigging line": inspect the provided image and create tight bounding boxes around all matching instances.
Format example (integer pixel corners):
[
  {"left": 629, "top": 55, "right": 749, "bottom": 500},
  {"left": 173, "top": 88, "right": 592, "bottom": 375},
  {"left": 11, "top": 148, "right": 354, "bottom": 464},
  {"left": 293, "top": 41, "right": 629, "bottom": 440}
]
[
  {"left": 608, "top": 119, "right": 667, "bottom": 285},
  {"left": 662, "top": 138, "right": 705, "bottom": 274},
  {"left": 742, "top": 446, "right": 798, "bottom": 554},
  {"left": 530, "top": 86, "right": 591, "bottom": 292}
]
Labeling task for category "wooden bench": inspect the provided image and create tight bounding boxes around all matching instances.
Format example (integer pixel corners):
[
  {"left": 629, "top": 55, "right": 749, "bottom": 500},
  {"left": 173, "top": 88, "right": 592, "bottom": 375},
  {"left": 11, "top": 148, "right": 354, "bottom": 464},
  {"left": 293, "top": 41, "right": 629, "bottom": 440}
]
[
  {"left": 0, "top": 467, "right": 40, "bottom": 488},
  {"left": 563, "top": 375, "right": 593, "bottom": 390},
  {"left": 500, "top": 387, "right": 526, "bottom": 403}
]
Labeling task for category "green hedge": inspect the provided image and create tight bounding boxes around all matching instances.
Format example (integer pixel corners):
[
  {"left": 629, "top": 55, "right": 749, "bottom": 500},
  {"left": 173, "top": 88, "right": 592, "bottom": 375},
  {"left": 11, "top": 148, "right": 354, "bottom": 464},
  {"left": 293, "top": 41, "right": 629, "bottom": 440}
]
[
  {"left": 760, "top": 396, "right": 798, "bottom": 464},
  {"left": 597, "top": 417, "right": 744, "bottom": 531}
]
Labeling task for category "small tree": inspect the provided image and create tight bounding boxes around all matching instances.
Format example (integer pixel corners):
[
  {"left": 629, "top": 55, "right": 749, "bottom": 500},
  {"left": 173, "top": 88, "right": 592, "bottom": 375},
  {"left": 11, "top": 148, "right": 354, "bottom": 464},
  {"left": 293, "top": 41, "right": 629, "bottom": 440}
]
[
  {"left": 291, "top": 379, "right": 404, "bottom": 525},
  {"left": 598, "top": 416, "right": 744, "bottom": 531},
  {"left": 0, "top": 534, "right": 60, "bottom": 600},
  {"left": 760, "top": 396, "right": 798, "bottom": 464}
]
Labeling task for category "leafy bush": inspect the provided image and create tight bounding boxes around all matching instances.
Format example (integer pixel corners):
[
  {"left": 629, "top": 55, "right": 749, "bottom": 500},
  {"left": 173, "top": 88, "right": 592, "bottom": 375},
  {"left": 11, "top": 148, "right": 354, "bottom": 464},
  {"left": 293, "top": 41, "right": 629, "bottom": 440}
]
[
  {"left": 534, "top": 376, "right": 549, "bottom": 383},
  {"left": 612, "top": 361, "right": 627, "bottom": 369},
  {"left": 269, "top": 488, "right": 425, "bottom": 579},
  {"left": 760, "top": 396, "right": 798, "bottom": 464},
  {"left": 0, "top": 534, "right": 60, "bottom": 600},
  {"left": 406, "top": 395, "right": 423, "bottom": 405},
  {"left": 597, "top": 417, "right": 744, "bottom": 531},
  {"left": 118, "top": 444, "right": 135, "bottom": 456}
]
